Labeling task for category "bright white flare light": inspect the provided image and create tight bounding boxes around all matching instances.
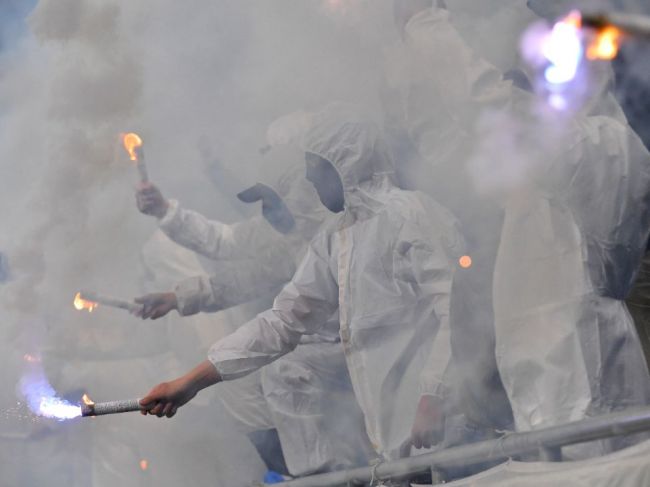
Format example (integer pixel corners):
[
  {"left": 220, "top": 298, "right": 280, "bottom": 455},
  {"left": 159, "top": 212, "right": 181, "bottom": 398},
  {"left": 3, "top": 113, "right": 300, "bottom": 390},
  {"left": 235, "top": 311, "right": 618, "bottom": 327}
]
[
  {"left": 38, "top": 396, "right": 82, "bottom": 420},
  {"left": 542, "top": 12, "right": 584, "bottom": 85},
  {"left": 19, "top": 367, "right": 81, "bottom": 421}
]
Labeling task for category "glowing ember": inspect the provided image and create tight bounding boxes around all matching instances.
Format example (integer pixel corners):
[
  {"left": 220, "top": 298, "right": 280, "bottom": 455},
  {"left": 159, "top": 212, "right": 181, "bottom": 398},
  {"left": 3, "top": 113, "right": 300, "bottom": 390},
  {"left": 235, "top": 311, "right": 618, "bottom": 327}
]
[
  {"left": 74, "top": 292, "right": 98, "bottom": 313},
  {"left": 459, "top": 256, "right": 473, "bottom": 269},
  {"left": 23, "top": 353, "right": 40, "bottom": 363},
  {"left": 542, "top": 11, "right": 584, "bottom": 85},
  {"left": 586, "top": 26, "right": 622, "bottom": 60},
  {"left": 140, "top": 459, "right": 149, "bottom": 471},
  {"left": 122, "top": 132, "right": 143, "bottom": 162}
]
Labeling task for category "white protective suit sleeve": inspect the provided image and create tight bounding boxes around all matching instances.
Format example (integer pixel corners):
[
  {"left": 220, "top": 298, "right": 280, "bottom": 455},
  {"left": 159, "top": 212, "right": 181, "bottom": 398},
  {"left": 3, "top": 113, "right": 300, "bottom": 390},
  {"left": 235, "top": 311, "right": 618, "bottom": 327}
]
[
  {"left": 398, "top": 218, "right": 459, "bottom": 399},
  {"left": 159, "top": 199, "right": 288, "bottom": 262},
  {"left": 173, "top": 254, "right": 296, "bottom": 316},
  {"left": 159, "top": 199, "right": 299, "bottom": 315},
  {"left": 208, "top": 234, "right": 339, "bottom": 380}
]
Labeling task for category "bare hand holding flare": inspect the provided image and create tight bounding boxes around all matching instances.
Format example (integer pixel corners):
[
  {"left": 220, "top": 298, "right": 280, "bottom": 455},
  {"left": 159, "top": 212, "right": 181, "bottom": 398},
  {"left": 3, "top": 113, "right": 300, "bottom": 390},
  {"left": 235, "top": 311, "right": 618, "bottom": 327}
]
[
  {"left": 133, "top": 292, "right": 178, "bottom": 320},
  {"left": 140, "top": 361, "right": 221, "bottom": 418},
  {"left": 136, "top": 182, "right": 169, "bottom": 219}
]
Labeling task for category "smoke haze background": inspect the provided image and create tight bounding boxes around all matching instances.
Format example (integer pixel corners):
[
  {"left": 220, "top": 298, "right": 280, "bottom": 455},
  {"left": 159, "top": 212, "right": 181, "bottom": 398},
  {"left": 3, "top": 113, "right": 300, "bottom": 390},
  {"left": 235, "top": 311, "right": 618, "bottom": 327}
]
[{"left": 1, "top": 0, "right": 649, "bottom": 485}]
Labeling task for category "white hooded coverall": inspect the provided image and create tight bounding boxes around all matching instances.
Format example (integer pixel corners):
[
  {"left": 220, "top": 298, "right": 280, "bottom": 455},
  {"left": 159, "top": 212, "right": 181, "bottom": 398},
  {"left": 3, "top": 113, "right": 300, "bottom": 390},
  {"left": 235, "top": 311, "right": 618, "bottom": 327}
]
[
  {"left": 493, "top": 115, "right": 650, "bottom": 452},
  {"left": 397, "top": 6, "right": 515, "bottom": 431},
  {"left": 157, "top": 161, "right": 367, "bottom": 475},
  {"left": 208, "top": 105, "right": 464, "bottom": 458},
  {"left": 402, "top": 5, "right": 650, "bottom": 455}
]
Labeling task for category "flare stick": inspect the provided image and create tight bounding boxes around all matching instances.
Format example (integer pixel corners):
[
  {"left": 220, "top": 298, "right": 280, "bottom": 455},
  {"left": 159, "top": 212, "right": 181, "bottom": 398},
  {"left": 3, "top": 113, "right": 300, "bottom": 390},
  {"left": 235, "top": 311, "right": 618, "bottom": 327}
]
[
  {"left": 135, "top": 146, "right": 149, "bottom": 183},
  {"left": 81, "top": 398, "right": 142, "bottom": 417},
  {"left": 79, "top": 291, "right": 142, "bottom": 313}
]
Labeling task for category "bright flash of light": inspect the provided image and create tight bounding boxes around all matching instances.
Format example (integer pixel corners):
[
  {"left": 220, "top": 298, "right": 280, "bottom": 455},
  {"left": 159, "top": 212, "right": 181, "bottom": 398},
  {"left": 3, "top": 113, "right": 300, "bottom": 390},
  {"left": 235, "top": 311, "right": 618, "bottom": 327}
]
[
  {"left": 74, "top": 292, "right": 98, "bottom": 313},
  {"left": 542, "top": 11, "right": 584, "bottom": 85},
  {"left": 459, "top": 255, "right": 473, "bottom": 269},
  {"left": 38, "top": 397, "right": 83, "bottom": 420},
  {"left": 19, "top": 368, "right": 81, "bottom": 421},
  {"left": 122, "top": 132, "right": 143, "bottom": 161},
  {"left": 586, "top": 26, "right": 622, "bottom": 60}
]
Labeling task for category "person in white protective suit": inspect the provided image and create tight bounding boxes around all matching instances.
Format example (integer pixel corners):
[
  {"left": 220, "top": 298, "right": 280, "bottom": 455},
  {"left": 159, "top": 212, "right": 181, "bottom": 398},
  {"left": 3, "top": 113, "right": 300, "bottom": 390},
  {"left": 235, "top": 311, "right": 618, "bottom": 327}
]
[
  {"left": 133, "top": 145, "right": 370, "bottom": 476},
  {"left": 389, "top": 0, "right": 516, "bottom": 441},
  {"left": 133, "top": 148, "right": 324, "bottom": 321},
  {"left": 136, "top": 103, "right": 466, "bottom": 461},
  {"left": 397, "top": 0, "right": 650, "bottom": 458},
  {"left": 489, "top": 110, "right": 650, "bottom": 457}
]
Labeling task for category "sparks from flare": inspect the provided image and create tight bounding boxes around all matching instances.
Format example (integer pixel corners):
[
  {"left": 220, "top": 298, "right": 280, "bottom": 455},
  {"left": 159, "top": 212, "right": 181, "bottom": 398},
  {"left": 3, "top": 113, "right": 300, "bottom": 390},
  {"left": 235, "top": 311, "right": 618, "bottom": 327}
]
[
  {"left": 122, "top": 132, "right": 143, "bottom": 162},
  {"left": 459, "top": 256, "right": 472, "bottom": 269},
  {"left": 140, "top": 460, "right": 149, "bottom": 471},
  {"left": 74, "top": 292, "right": 98, "bottom": 313}
]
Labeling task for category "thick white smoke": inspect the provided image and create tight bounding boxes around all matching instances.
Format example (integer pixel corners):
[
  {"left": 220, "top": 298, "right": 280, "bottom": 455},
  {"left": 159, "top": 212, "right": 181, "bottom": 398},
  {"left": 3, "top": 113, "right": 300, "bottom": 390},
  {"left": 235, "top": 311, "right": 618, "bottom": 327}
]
[
  {"left": 1, "top": 0, "right": 650, "bottom": 485},
  {"left": 0, "top": 1, "right": 392, "bottom": 485}
]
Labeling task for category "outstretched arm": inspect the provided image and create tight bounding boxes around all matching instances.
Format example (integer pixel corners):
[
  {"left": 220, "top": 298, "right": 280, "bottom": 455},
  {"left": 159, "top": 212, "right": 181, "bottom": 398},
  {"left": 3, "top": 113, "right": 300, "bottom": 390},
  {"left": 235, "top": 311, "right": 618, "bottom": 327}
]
[
  {"left": 139, "top": 236, "right": 339, "bottom": 416},
  {"left": 140, "top": 360, "right": 220, "bottom": 417},
  {"left": 134, "top": 246, "right": 297, "bottom": 319},
  {"left": 136, "top": 182, "right": 287, "bottom": 262}
]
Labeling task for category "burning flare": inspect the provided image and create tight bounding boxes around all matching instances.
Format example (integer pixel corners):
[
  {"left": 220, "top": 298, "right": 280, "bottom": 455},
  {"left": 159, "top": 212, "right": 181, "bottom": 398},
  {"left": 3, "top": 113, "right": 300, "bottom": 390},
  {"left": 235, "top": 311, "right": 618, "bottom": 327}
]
[
  {"left": 74, "top": 292, "right": 98, "bottom": 313},
  {"left": 586, "top": 26, "right": 622, "bottom": 60},
  {"left": 542, "top": 11, "right": 584, "bottom": 85},
  {"left": 540, "top": 11, "right": 623, "bottom": 84},
  {"left": 122, "top": 132, "right": 143, "bottom": 162},
  {"left": 82, "top": 393, "right": 95, "bottom": 406},
  {"left": 19, "top": 367, "right": 82, "bottom": 421}
]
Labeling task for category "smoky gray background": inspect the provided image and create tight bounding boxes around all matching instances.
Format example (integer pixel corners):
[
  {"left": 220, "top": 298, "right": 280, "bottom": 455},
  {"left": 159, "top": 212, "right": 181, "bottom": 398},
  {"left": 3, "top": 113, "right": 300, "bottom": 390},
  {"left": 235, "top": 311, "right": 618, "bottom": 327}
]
[{"left": 0, "top": 1, "right": 648, "bottom": 486}]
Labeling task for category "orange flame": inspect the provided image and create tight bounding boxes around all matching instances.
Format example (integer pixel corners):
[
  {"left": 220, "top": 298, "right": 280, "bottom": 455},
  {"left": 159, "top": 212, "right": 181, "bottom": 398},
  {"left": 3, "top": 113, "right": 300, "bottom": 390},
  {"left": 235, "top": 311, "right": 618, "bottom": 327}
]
[
  {"left": 459, "top": 255, "right": 473, "bottom": 269},
  {"left": 81, "top": 393, "right": 95, "bottom": 406},
  {"left": 74, "top": 292, "right": 98, "bottom": 313},
  {"left": 139, "top": 459, "right": 149, "bottom": 471},
  {"left": 586, "top": 26, "right": 622, "bottom": 60},
  {"left": 122, "top": 132, "right": 143, "bottom": 162}
]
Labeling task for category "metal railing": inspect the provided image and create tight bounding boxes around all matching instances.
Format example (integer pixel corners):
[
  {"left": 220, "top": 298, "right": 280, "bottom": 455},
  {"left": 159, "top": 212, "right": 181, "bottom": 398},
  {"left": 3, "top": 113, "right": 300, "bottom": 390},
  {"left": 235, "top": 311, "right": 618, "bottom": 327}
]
[{"left": 271, "top": 407, "right": 650, "bottom": 486}]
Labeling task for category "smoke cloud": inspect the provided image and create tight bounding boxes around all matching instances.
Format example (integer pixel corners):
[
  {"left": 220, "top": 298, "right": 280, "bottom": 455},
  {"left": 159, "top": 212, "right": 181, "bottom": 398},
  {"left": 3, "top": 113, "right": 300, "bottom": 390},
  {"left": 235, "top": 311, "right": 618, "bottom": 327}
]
[{"left": 1, "top": 0, "right": 649, "bottom": 485}]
